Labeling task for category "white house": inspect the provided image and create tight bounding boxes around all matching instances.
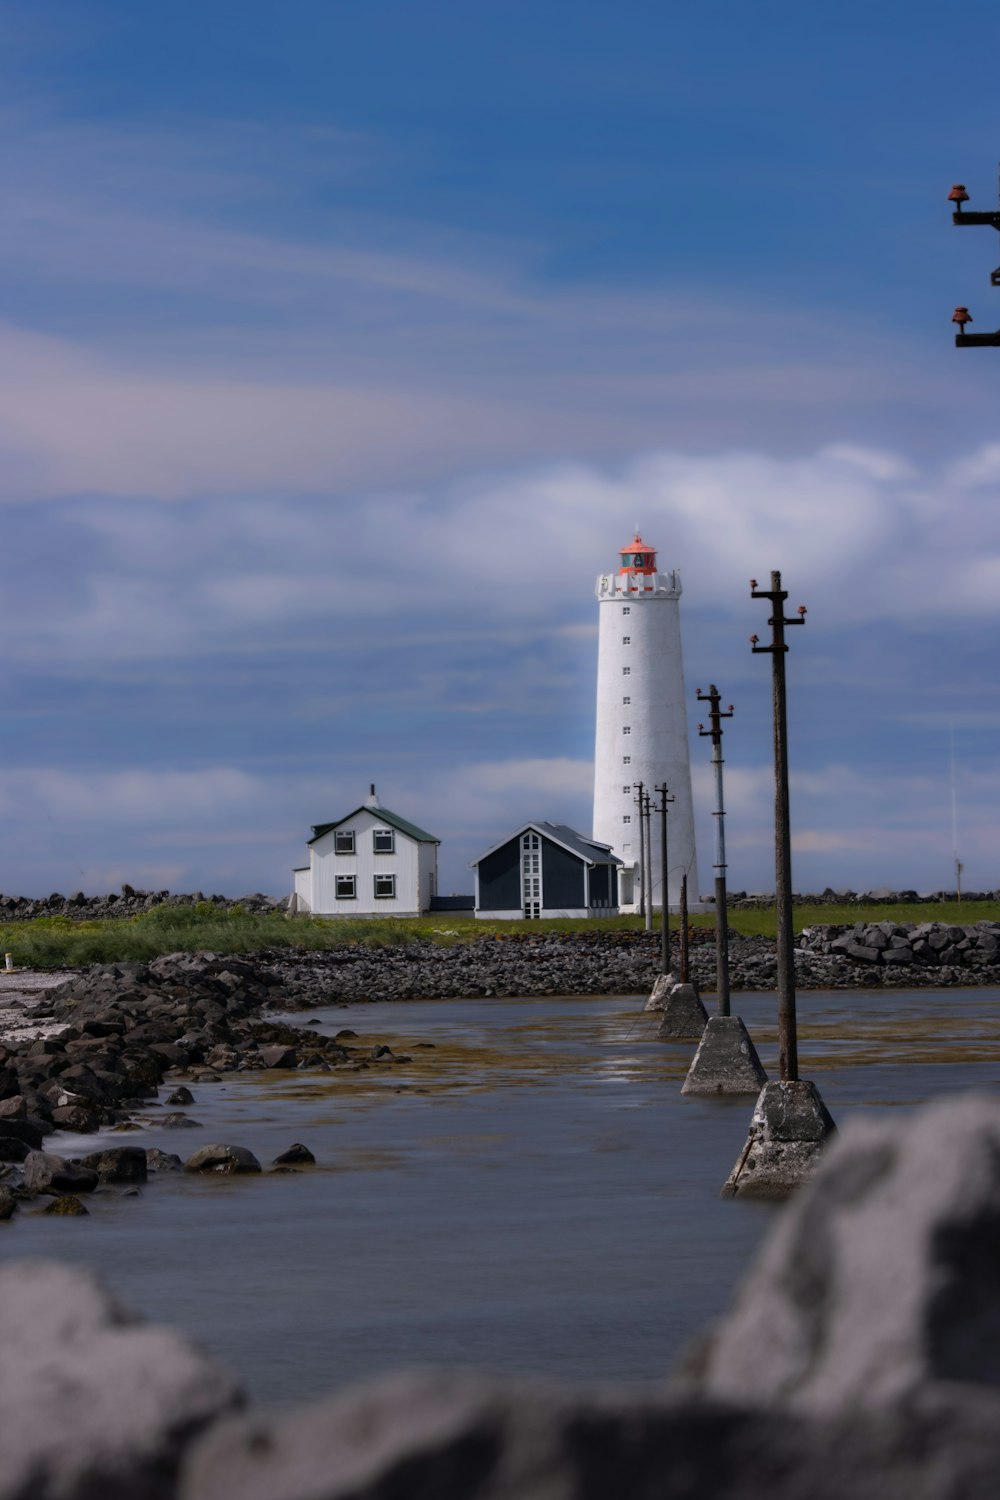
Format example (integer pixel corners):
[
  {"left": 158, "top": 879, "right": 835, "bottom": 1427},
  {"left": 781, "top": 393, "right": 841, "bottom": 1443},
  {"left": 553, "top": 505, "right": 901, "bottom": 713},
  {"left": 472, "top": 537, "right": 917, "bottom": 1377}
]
[{"left": 292, "top": 786, "right": 440, "bottom": 917}]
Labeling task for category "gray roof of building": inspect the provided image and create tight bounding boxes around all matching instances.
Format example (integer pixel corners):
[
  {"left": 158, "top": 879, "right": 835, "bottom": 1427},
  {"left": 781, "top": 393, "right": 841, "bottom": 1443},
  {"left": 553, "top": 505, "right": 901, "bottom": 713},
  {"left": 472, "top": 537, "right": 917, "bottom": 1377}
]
[
  {"left": 471, "top": 821, "right": 622, "bottom": 868},
  {"left": 309, "top": 806, "right": 440, "bottom": 846}
]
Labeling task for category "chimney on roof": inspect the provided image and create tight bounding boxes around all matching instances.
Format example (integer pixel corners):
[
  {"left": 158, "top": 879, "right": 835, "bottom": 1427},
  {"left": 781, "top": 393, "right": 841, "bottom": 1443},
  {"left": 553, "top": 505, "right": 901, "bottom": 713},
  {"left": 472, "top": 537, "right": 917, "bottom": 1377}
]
[{"left": 365, "top": 783, "right": 380, "bottom": 808}]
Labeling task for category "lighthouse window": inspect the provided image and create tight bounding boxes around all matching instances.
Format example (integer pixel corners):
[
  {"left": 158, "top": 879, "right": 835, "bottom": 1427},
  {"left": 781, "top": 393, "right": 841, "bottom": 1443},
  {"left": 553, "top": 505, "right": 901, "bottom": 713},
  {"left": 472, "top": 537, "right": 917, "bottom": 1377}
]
[
  {"left": 622, "top": 666, "right": 630, "bottom": 675},
  {"left": 334, "top": 831, "right": 355, "bottom": 854},
  {"left": 622, "top": 696, "right": 630, "bottom": 705},
  {"left": 622, "top": 785, "right": 631, "bottom": 794},
  {"left": 622, "top": 635, "right": 630, "bottom": 645},
  {"left": 623, "top": 756, "right": 631, "bottom": 765},
  {"left": 373, "top": 829, "right": 395, "bottom": 854},
  {"left": 622, "top": 607, "right": 631, "bottom": 615},
  {"left": 623, "top": 726, "right": 631, "bottom": 735},
  {"left": 374, "top": 874, "right": 396, "bottom": 899},
  {"left": 623, "top": 815, "right": 631, "bottom": 825},
  {"left": 335, "top": 875, "right": 356, "bottom": 900}
]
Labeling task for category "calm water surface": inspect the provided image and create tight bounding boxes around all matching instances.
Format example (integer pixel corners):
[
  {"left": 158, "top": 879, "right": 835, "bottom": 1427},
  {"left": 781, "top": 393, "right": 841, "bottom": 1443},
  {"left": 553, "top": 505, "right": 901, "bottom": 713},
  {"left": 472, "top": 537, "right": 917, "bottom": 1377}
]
[{"left": 6, "top": 986, "right": 1000, "bottom": 1406}]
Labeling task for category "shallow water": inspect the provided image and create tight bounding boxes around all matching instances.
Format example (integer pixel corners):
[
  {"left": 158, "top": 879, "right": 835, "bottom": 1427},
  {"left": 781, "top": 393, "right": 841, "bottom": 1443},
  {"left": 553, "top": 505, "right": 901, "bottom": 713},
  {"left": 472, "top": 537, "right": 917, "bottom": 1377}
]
[{"left": 6, "top": 987, "right": 1000, "bottom": 1407}]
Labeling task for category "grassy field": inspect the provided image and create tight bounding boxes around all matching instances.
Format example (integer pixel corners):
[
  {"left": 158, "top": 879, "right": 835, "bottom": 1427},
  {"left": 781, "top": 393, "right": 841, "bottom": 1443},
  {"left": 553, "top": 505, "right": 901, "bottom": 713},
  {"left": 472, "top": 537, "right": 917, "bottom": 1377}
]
[{"left": 1, "top": 899, "right": 998, "bottom": 970}]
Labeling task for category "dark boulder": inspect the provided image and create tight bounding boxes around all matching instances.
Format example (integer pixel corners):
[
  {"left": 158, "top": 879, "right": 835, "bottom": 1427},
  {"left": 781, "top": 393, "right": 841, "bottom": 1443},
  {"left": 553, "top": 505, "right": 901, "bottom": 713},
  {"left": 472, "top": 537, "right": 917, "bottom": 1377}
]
[
  {"left": 22, "top": 1150, "right": 100, "bottom": 1196},
  {"left": 271, "top": 1143, "right": 316, "bottom": 1166},
  {"left": 79, "top": 1147, "right": 148, "bottom": 1184},
  {"left": 184, "top": 1144, "right": 262, "bottom": 1175}
]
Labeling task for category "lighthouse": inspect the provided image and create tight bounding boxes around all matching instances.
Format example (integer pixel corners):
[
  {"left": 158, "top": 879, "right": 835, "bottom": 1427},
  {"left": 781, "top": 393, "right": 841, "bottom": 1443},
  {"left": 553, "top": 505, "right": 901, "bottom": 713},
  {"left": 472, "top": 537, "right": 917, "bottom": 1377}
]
[{"left": 593, "top": 534, "right": 700, "bottom": 912}]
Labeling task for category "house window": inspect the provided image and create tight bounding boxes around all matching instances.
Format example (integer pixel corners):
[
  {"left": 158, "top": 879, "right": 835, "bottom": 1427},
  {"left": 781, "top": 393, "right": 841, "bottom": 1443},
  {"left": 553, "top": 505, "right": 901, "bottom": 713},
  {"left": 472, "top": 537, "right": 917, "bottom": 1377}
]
[
  {"left": 334, "top": 830, "right": 355, "bottom": 854},
  {"left": 622, "top": 607, "right": 631, "bottom": 615},
  {"left": 373, "top": 829, "right": 395, "bottom": 854},
  {"left": 623, "top": 726, "right": 631, "bottom": 735},
  {"left": 335, "top": 875, "right": 356, "bottom": 900},
  {"left": 622, "top": 635, "right": 631, "bottom": 645},
  {"left": 623, "top": 755, "right": 631, "bottom": 764},
  {"left": 623, "top": 695, "right": 630, "bottom": 704},
  {"left": 374, "top": 874, "right": 396, "bottom": 899},
  {"left": 622, "top": 666, "right": 630, "bottom": 675}
]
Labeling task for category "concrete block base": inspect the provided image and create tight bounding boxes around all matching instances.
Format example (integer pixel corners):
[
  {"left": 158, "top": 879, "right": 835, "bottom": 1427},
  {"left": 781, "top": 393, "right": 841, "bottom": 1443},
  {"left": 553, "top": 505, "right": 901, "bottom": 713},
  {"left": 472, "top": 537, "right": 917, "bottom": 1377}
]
[
  {"left": 682, "top": 1015, "right": 768, "bottom": 1096},
  {"left": 656, "top": 983, "right": 709, "bottom": 1040},
  {"left": 643, "top": 972, "right": 679, "bottom": 1012},
  {"left": 722, "top": 1079, "right": 836, "bottom": 1200}
]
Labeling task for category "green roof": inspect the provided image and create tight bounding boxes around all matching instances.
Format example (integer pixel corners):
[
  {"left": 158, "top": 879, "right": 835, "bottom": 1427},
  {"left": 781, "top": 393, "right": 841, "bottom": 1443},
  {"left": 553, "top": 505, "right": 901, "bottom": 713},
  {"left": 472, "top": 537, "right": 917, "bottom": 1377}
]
[{"left": 309, "top": 805, "right": 439, "bottom": 846}]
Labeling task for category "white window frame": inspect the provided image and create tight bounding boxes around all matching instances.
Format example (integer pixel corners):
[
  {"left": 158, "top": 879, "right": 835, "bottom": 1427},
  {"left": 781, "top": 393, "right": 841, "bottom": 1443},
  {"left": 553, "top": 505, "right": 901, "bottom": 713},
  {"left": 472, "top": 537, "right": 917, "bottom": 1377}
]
[
  {"left": 373, "top": 828, "right": 395, "bottom": 854},
  {"left": 336, "top": 875, "right": 357, "bottom": 900},
  {"left": 334, "top": 830, "right": 355, "bottom": 854},
  {"left": 374, "top": 873, "right": 396, "bottom": 899}
]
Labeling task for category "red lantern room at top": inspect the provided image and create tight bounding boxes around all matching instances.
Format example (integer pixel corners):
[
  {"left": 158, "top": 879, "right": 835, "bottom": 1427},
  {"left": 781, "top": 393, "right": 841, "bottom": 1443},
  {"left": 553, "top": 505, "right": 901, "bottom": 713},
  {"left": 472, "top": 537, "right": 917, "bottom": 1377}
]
[{"left": 617, "top": 534, "right": 657, "bottom": 591}]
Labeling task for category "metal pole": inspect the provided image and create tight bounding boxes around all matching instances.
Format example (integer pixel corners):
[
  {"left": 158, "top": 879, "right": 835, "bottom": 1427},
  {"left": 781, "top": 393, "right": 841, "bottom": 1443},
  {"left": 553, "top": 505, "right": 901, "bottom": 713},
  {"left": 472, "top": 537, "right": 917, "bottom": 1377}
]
[
  {"left": 697, "top": 685, "right": 734, "bottom": 1017},
  {"left": 655, "top": 784, "right": 674, "bottom": 974},
  {"left": 633, "top": 781, "right": 646, "bottom": 921},
  {"left": 751, "top": 573, "right": 805, "bottom": 1082}
]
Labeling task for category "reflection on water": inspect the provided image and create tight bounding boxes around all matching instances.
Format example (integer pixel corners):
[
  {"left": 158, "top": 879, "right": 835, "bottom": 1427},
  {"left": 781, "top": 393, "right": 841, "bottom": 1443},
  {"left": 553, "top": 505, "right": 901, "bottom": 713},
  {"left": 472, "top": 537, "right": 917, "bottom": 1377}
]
[{"left": 7, "top": 987, "right": 1000, "bottom": 1407}]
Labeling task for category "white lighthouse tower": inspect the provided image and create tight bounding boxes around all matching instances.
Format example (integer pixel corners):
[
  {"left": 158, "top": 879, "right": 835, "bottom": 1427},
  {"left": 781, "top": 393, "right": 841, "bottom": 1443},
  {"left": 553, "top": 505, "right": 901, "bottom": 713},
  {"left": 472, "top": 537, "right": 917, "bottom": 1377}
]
[{"left": 593, "top": 533, "right": 700, "bottom": 912}]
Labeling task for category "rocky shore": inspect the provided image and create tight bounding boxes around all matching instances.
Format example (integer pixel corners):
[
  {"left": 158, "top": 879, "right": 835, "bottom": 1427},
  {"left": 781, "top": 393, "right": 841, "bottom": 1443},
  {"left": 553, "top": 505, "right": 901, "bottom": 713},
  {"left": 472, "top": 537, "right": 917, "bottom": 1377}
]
[
  {"left": 6, "top": 1092, "right": 1000, "bottom": 1498},
  {"left": 4, "top": 920, "right": 1000, "bottom": 1219},
  {"left": 0, "top": 952, "right": 415, "bottom": 1218},
  {"left": 268, "top": 921, "right": 1000, "bottom": 1004}
]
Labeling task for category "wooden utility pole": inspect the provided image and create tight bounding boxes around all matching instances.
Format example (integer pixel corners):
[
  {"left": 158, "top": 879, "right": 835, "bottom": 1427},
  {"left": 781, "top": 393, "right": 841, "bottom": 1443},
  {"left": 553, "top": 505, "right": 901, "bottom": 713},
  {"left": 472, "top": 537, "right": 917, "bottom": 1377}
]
[
  {"left": 642, "top": 789, "right": 654, "bottom": 933},
  {"left": 751, "top": 573, "right": 806, "bottom": 1082},
  {"left": 679, "top": 874, "right": 690, "bottom": 983},
  {"left": 696, "top": 685, "right": 734, "bottom": 1016},
  {"left": 633, "top": 780, "right": 646, "bottom": 920},
  {"left": 655, "top": 784, "right": 674, "bottom": 974}
]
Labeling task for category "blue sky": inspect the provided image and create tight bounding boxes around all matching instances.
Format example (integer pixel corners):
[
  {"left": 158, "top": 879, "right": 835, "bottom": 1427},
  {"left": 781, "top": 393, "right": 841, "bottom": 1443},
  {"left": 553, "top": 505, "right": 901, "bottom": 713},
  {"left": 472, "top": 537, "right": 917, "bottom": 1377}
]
[{"left": 3, "top": 0, "right": 1000, "bottom": 898}]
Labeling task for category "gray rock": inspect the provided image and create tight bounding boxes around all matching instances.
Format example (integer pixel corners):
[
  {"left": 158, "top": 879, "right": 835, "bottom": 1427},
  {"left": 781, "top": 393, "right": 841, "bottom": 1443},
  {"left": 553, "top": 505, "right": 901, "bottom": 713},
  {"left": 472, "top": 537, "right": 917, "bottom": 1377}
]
[
  {"left": 185, "top": 1144, "right": 262, "bottom": 1175},
  {"left": 166, "top": 1086, "right": 195, "bottom": 1105},
  {"left": 271, "top": 1143, "right": 316, "bottom": 1166},
  {"left": 22, "top": 1150, "right": 100, "bottom": 1196},
  {"left": 0, "top": 1185, "right": 16, "bottom": 1219},
  {"left": 0, "top": 1260, "right": 241, "bottom": 1499},
  {"left": 79, "top": 1146, "right": 148, "bottom": 1184},
  {"left": 146, "top": 1147, "right": 184, "bottom": 1173},
  {"left": 258, "top": 1045, "right": 298, "bottom": 1069},
  {"left": 697, "top": 1093, "right": 1000, "bottom": 1411},
  {"left": 181, "top": 1369, "right": 1000, "bottom": 1500}
]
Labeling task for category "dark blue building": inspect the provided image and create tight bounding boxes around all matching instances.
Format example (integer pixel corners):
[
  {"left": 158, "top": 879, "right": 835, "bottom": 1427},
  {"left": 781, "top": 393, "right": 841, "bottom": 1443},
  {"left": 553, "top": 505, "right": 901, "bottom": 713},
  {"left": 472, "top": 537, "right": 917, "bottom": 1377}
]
[{"left": 471, "top": 822, "right": 621, "bottom": 920}]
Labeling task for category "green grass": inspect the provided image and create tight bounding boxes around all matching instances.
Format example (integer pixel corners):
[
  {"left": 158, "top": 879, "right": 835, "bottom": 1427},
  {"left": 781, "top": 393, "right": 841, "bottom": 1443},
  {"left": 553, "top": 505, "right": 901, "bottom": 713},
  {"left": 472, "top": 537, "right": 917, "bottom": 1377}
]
[{"left": 1, "top": 899, "right": 996, "bottom": 969}]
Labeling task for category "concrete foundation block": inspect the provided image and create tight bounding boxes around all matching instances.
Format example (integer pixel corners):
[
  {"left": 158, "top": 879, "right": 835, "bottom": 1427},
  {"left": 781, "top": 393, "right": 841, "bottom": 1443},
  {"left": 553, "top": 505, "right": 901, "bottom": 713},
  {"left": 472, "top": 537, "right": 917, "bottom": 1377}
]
[
  {"left": 682, "top": 1015, "right": 768, "bottom": 1096},
  {"left": 656, "top": 983, "right": 708, "bottom": 1039},
  {"left": 723, "top": 1079, "right": 836, "bottom": 1200},
  {"left": 643, "top": 972, "right": 678, "bottom": 1011}
]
